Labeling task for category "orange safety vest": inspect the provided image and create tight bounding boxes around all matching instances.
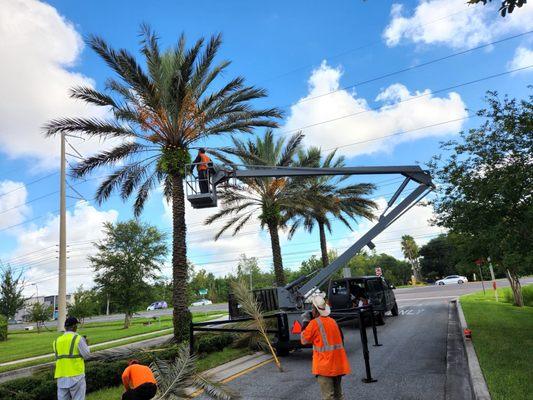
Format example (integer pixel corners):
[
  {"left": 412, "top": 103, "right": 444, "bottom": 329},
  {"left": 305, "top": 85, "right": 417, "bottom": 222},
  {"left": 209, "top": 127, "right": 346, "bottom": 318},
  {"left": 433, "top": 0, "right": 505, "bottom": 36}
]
[
  {"left": 198, "top": 153, "right": 211, "bottom": 171},
  {"left": 301, "top": 316, "right": 351, "bottom": 377}
]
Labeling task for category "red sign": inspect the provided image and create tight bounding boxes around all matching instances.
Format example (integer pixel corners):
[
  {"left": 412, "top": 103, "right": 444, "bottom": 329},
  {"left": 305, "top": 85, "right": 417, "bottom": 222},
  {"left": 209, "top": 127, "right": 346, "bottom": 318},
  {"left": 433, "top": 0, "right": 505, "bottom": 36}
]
[{"left": 375, "top": 267, "right": 382, "bottom": 276}]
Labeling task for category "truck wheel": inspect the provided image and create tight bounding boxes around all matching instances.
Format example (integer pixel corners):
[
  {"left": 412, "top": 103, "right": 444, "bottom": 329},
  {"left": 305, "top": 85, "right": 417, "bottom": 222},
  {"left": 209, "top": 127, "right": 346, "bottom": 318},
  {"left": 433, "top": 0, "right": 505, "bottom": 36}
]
[
  {"left": 376, "top": 312, "right": 385, "bottom": 326},
  {"left": 391, "top": 302, "right": 399, "bottom": 316},
  {"left": 275, "top": 342, "right": 290, "bottom": 357}
]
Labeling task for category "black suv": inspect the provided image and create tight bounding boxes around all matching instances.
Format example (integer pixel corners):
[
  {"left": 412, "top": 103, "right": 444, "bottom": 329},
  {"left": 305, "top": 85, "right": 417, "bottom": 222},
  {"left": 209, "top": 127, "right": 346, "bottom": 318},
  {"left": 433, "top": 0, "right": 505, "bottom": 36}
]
[{"left": 328, "top": 276, "right": 399, "bottom": 324}]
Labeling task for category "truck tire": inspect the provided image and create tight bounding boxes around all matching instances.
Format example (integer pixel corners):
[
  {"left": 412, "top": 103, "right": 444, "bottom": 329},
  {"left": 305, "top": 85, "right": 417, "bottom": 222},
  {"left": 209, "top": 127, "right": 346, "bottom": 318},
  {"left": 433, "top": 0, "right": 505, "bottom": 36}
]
[
  {"left": 391, "top": 302, "right": 399, "bottom": 316},
  {"left": 275, "top": 342, "right": 291, "bottom": 357}
]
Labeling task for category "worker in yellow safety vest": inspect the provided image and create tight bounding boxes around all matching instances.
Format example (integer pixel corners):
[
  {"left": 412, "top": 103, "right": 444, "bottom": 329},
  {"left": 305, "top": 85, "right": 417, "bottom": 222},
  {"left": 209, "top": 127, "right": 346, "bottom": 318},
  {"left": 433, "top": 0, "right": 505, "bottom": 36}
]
[{"left": 53, "top": 316, "right": 91, "bottom": 400}]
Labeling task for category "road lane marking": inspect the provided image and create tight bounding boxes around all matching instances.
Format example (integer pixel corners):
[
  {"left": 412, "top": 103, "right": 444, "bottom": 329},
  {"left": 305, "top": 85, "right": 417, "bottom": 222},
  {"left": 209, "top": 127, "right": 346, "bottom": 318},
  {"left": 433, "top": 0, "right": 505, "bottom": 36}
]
[
  {"left": 398, "top": 308, "right": 425, "bottom": 315},
  {"left": 397, "top": 295, "right": 458, "bottom": 301}
]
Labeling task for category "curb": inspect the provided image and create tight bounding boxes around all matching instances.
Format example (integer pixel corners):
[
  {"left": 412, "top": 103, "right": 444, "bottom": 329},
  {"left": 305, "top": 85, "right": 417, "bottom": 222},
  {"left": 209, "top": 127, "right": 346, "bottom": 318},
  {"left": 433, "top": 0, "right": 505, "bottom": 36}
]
[
  {"left": 456, "top": 299, "right": 491, "bottom": 400},
  {"left": 188, "top": 352, "right": 273, "bottom": 398},
  {"left": 445, "top": 300, "right": 473, "bottom": 400}
]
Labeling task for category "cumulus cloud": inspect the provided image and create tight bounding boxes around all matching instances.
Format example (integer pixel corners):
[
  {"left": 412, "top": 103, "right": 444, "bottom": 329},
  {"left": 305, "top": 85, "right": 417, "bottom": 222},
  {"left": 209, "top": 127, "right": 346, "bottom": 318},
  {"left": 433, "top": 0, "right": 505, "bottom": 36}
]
[
  {"left": 8, "top": 201, "right": 118, "bottom": 295},
  {"left": 0, "top": 0, "right": 117, "bottom": 169},
  {"left": 508, "top": 46, "right": 533, "bottom": 71},
  {"left": 383, "top": 0, "right": 533, "bottom": 49},
  {"left": 283, "top": 61, "right": 467, "bottom": 157},
  {"left": 0, "top": 181, "right": 30, "bottom": 231}
]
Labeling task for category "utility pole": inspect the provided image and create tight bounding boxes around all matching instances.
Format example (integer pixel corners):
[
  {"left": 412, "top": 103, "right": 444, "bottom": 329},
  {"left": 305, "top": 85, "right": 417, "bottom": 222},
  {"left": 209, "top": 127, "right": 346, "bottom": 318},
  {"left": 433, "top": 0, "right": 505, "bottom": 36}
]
[{"left": 57, "top": 132, "right": 67, "bottom": 331}]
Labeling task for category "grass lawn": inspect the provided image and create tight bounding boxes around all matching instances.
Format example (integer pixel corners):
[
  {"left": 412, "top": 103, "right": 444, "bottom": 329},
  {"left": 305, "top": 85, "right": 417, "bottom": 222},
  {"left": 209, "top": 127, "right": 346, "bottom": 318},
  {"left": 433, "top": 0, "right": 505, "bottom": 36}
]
[
  {"left": 86, "top": 347, "right": 250, "bottom": 400},
  {"left": 0, "top": 312, "right": 225, "bottom": 365},
  {"left": 460, "top": 285, "right": 533, "bottom": 400}
]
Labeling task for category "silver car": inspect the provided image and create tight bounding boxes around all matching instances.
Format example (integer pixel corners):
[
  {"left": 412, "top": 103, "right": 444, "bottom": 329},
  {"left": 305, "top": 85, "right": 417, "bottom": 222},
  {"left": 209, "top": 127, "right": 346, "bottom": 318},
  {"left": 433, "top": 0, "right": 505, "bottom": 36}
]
[{"left": 436, "top": 275, "right": 468, "bottom": 285}]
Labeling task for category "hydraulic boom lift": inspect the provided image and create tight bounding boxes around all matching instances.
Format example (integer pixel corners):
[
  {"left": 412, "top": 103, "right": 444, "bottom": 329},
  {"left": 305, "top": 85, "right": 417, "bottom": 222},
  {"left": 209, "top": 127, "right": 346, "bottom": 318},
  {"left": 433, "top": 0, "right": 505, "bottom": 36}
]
[{"left": 186, "top": 163, "right": 434, "bottom": 356}]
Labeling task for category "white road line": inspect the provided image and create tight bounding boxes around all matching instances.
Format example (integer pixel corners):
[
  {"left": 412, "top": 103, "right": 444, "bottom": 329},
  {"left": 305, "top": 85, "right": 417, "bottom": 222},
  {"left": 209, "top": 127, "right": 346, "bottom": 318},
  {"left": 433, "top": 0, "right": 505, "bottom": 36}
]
[{"left": 397, "top": 295, "right": 458, "bottom": 302}]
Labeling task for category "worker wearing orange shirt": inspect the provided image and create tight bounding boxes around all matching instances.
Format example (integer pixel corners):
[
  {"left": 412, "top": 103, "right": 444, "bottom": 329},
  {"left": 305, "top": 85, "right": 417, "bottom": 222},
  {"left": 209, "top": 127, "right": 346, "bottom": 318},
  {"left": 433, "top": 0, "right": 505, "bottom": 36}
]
[
  {"left": 301, "top": 295, "right": 351, "bottom": 400},
  {"left": 121, "top": 360, "right": 157, "bottom": 400}
]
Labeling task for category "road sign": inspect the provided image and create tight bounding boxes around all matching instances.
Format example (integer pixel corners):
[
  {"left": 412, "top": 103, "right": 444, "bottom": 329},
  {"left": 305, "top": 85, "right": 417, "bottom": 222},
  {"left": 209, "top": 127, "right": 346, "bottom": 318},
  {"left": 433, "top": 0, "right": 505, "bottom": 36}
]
[
  {"left": 198, "top": 289, "right": 208, "bottom": 295},
  {"left": 375, "top": 267, "right": 382, "bottom": 276}
]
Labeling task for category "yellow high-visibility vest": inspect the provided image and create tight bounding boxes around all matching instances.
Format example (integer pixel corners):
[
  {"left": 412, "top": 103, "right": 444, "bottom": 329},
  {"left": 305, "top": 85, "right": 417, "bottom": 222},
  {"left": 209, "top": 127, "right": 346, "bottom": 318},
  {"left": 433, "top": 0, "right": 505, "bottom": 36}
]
[{"left": 53, "top": 333, "right": 85, "bottom": 378}]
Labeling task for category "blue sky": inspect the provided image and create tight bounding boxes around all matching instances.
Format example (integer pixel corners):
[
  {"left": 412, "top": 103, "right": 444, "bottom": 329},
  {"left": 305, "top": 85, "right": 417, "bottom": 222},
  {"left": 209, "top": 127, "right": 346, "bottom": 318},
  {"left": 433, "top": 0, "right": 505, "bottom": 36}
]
[{"left": 0, "top": 0, "right": 531, "bottom": 295}]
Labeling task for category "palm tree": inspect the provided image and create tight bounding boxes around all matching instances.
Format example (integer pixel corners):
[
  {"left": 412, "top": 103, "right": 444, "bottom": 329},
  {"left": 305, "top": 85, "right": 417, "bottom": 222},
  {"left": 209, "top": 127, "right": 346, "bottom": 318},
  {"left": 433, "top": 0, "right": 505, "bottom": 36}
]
[
  {"left": 44, "top": 25, "right": 281, "bottom": 342},
  {"left": 206, "top": 130, "right": 307, "bottom": 286},
  {"left": 287, "top": 147, "right": 377, "bottom": 267},
  {"left": 401, "top": 235, "right": 421, "bottom": 283}
]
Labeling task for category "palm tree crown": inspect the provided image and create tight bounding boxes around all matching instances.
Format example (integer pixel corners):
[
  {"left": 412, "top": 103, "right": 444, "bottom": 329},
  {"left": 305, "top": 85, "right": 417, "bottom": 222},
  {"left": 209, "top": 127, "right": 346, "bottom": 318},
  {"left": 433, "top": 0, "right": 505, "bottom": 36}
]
[
  {"left": 206, "top": 130, "right": 308, "bottom": 285},
  {"left": 44, "top": 25, "right": 281, "bottom": 342},
  {"left": 288, "top": 147, "right": 377, "bottom": 267}
]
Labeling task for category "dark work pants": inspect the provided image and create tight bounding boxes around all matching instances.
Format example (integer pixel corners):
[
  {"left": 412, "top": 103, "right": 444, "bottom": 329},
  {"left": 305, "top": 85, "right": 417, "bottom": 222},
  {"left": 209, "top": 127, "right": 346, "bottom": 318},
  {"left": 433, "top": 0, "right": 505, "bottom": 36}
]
[
  {"left": 198, "top": 169, "right": 209, "bottom": 193},
  {"left": 122, "top": 383, "right": 157, "bottom": 400}
]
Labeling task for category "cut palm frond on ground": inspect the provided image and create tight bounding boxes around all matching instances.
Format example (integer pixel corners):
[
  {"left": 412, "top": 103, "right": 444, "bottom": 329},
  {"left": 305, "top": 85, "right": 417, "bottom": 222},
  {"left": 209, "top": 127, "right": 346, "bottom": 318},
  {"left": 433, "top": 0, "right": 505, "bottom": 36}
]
[
  {"left": 230, "top": 279, "right": 283, "bottom": 371},
  {"left": 151, "top": 344, "right": 238, "bottom": 400}
]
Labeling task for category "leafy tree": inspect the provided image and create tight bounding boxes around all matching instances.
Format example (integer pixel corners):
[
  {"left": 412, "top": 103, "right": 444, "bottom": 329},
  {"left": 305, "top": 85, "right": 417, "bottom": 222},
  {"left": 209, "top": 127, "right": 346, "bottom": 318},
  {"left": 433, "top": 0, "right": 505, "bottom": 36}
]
[
  {"left": 44, "top": 26, "right": 280, "bottom": 342},
  {"left": 0, "top": 264, "right": 25, "bottom": 319},
  {"left": 400, "top": 235, "right": 421, "bottom": 282},
  {"left": 287, "top": 147, "right": 376, "bottom": 267},
  {"left": 90, "top": 220, "right": 167, "bottom": 327},
  {"left": 429, "top": 91, "right": 532, "bottom": 306},
  {"left": 467, "top": 0, "right": 527, "bottom": 16},
  {"left": 346, "top": 251, "right": 412, "bottom": 286},
  {"left": 236, "top": 254, "right": 261, "bottom": 290},
  {"left": 28, "top": 302, "right": 52, "bottom": 333},
  {"left": 207, "top": 130, "right": 307, "bottom": 286},
  {"left": 67, "top": 286, "right": 99, "bottom": 325},
  {"left": 419, "top": 234, "right": 459, "bottom": 281}
]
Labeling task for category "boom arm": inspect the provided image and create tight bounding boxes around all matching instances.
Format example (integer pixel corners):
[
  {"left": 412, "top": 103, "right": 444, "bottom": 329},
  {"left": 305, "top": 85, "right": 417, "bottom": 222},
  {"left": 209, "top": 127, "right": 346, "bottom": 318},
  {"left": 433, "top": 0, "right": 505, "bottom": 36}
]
[{"left": 188, "top": 163, "right": 434, "bottom": 310}]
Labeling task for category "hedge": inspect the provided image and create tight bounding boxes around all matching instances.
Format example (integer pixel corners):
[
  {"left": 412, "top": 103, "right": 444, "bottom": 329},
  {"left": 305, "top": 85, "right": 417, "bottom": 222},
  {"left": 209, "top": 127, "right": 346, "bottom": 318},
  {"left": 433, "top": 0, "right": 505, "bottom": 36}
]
[
  {"left": 0, "top": 333, "right": 236, "bottom": 399},
  {"left": 0, "top": 315, "right": 7, "bottom": 342}
]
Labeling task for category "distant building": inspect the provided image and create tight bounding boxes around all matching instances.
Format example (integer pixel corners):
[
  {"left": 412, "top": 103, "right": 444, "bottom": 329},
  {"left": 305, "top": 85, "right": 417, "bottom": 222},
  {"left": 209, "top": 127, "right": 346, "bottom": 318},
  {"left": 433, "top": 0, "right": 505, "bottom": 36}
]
[{"left": 14, "top": 294, "right": 73, "bottom": 322}]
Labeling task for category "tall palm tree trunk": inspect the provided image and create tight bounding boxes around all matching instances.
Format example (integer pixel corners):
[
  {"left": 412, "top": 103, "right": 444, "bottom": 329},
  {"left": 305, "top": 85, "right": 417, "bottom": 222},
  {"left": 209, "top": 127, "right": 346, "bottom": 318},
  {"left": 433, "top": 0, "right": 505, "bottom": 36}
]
[
  {"left": 317, "top": 220, "right": 329, "bottom": 268},
  {"left": 171, "top": 174, "right": 191, "bottom": 342},
  {"left": 267, "top": 221, "right": 286, "bottom": 286}
]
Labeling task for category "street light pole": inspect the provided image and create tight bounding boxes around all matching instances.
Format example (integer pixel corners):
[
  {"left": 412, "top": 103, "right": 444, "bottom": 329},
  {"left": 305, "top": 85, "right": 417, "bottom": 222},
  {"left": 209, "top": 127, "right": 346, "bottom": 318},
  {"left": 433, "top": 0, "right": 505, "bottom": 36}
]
[{"left": 57, "top": 132, "right": 67, "bottom": 331}]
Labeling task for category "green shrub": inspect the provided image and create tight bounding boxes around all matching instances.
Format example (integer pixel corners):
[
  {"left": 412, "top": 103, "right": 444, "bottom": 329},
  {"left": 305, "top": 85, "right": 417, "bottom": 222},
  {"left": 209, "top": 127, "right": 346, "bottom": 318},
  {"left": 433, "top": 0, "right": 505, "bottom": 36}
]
[
  {"left": 196, "top": 333, "right": 234, "bottom": 354},
  {"left": 501, "top": 284, "right": 533, "bottom": 307},
  {"left": 0, "top": 315, "right": 7, "bottom": 341},
  {"left": 0, "top": 334, "right": 236, "bottom": 399}
]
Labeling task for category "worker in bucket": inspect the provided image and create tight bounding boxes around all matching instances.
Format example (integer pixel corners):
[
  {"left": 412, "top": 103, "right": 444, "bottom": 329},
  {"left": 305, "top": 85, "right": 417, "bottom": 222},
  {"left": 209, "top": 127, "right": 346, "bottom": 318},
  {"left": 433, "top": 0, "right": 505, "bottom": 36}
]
[
  {"left": 301, "top": 295, "right": 351, "bottom": 400},
  {"left": 190, "top": 148, "right": 213, "bottom": 193},
  {"left": 53, "top": 316, "right": 91, "bottom": 400},
  {"left": 121, "top": 360, "right": 158, "bottom": 400}
]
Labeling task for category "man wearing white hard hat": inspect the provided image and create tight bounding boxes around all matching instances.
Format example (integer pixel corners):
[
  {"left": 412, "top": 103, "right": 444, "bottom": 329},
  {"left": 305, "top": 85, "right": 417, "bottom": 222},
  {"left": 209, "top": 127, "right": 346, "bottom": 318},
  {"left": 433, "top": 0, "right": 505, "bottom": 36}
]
[{"left": 301, "top": 295, "right": 351, "bottom": 400}]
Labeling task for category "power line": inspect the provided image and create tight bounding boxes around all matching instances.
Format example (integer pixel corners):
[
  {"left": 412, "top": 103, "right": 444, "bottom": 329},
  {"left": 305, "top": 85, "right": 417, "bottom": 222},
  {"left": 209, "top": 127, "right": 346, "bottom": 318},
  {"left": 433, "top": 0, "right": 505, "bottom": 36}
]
[
  {"left": 0, "top": 172, "right": 58, "bottom": 199},
  {"left": 278, "top": 30, "right": 533, "bottom": 110},
  {"left": 278, "top": 64, "right": 532, "bottom": 136}
]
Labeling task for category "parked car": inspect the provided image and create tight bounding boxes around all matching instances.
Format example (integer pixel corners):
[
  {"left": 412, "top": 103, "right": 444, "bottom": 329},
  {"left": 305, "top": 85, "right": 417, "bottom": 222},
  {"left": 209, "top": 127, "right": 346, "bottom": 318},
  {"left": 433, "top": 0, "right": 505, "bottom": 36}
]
[
  {"left": 191, "top": 299, "right": 212, "bottom": 307},
  {"left": 146, "top": 301, "right": 168, "bottom": 311},
  {"left": 328, "top": 276, "right": 399, "bottom": 325},
  {"left": 435, "top": 275, "right": 468, "bottom": 285}
]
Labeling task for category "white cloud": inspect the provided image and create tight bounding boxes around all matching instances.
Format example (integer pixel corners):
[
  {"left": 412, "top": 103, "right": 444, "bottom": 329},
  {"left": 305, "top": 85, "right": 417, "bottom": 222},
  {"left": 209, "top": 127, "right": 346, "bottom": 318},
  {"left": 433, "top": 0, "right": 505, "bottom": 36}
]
[
  {"left": 0, "top": 0, "right": 118, "bottom": 169},
  {"left": 508, "top": 46, "right": 533, "bottom": 71},
  {"left": 8, "top": 201, "right": 118, "bottom": 295},
  {"left": 283, "top": 61, "right": 467, "bottom": 157},
  {"left": 383, "top": 0, "right": 533, "bottom": 49},
  {"left": 0, "top": 181, "right": 30, "bottom": 231},
  {"left": 339, "top": 197, "right": 446, "bottom": 260}
]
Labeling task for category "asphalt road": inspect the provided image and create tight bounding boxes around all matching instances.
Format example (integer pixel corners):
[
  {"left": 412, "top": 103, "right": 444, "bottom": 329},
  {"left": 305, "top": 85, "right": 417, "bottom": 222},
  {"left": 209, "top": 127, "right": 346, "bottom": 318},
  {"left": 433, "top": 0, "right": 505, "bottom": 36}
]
[
  {"left": 198, "top": 277, "right": 533, "bottom": 400},
  {"left": 8, "top": 302, "right": 228, "bottom": 331}
]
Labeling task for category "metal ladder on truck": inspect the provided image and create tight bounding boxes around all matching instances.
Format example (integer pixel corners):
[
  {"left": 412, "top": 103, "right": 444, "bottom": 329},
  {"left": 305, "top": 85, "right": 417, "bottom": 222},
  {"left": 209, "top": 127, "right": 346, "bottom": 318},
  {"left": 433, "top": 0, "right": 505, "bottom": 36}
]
[{"left": 187, "top": 163, "right": 434, "bottom": 381}]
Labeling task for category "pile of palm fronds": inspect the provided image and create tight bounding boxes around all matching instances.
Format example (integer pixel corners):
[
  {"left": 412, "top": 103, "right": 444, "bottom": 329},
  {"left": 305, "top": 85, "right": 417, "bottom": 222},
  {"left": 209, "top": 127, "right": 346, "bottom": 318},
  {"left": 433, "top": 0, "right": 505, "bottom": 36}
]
[
  {"left": 231, "top": 279, "right": 283, "bottom": 371},
  {"left": 151, "top": 344, "right": 238, "bottom": 400}
]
